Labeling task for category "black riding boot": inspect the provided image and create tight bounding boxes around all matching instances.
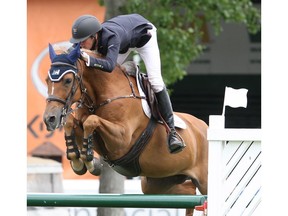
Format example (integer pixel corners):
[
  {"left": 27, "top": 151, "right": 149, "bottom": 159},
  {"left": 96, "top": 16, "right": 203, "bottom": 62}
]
[{"left": 155, "top": 88, "right": 185, "bottom": 153}]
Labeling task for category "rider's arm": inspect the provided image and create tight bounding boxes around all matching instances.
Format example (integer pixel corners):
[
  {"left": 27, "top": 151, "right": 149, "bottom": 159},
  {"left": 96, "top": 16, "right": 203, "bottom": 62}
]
[{"left": 84, "top": 41, "right": 120, "bottom": 72}]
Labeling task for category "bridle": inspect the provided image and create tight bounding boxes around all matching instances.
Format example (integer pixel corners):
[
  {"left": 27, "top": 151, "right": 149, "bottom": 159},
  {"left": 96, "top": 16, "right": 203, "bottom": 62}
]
[
  {"left": 46, "top": 59, "right": 146, "bottom": 126},
  {"left": 46, "top": 60, "right": 95, "bottom": 126}
]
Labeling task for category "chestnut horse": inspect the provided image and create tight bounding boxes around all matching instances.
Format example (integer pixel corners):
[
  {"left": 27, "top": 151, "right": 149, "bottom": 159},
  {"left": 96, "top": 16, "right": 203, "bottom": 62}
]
[{"left": 43, "top": 43, "right": 208, "bottom": 216}]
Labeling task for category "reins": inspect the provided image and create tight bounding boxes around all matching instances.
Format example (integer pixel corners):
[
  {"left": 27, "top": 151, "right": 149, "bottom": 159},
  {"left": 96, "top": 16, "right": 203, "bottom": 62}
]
[
  {"left": 47, "top": 59, "right": 146, "bottom": 125},
  {"left": 94, "top": 69, "right": 146, "bottom": 110}
]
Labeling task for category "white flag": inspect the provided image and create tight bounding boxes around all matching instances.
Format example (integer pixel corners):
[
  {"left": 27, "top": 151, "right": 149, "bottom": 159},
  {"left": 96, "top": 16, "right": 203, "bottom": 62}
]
[{"left": 222, "top": 87, "right": 248, "bottom": 115}]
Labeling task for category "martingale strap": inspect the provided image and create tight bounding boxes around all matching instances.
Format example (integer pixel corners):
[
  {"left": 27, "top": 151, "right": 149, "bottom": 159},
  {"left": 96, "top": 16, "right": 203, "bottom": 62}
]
[{"left": 103, "top": 117, "right": 157, "bottom": 177}]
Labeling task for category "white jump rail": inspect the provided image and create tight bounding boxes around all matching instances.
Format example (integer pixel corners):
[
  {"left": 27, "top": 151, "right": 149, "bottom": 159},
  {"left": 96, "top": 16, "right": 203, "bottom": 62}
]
[{"left": 207, "top": 115, "right": 262, "bottom": 216}]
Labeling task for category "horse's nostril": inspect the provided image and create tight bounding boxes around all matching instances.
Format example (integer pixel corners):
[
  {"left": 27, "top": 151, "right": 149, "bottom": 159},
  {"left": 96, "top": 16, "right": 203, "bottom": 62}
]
[{"left": 48, "top": 116, "right": 56, "bottom": 123}]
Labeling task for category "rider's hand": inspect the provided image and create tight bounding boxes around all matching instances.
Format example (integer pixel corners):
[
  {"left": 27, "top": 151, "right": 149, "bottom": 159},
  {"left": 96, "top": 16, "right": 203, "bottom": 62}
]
[{"left": 80, "top": 51, "right": 90, "bottom": 66}]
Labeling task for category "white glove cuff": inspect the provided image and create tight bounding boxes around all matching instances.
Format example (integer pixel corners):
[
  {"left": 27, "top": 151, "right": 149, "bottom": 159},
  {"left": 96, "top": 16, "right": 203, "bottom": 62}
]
[{"left": 86, "top": 55, "right": 90, "bottom": 66}]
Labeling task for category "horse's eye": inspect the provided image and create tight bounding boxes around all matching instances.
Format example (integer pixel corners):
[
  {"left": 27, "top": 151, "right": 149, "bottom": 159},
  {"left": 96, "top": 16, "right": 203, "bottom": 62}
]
[{"left": 64, "top": 78, "right": 73, "bottom": 85}]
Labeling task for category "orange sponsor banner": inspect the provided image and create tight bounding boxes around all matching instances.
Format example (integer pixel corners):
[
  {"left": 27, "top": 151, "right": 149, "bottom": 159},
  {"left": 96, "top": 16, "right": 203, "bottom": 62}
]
[{"left": 27, "top": 0, "right": 105, "bottom": 179}]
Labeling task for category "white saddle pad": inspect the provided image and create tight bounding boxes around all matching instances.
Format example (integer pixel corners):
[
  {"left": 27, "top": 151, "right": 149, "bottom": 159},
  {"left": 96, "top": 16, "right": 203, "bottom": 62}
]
[{"left": 134, "top": 66, "right": 186, "bottom": 129}]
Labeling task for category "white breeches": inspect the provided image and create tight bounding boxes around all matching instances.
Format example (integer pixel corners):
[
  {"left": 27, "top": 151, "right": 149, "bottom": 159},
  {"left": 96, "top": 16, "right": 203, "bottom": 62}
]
[{"left": 117, "top": 23, "right": 165, "bottom": 93}]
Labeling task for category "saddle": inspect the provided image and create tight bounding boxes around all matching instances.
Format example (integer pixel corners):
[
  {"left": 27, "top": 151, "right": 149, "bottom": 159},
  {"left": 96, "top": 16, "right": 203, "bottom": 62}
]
[{"left": 121, "top": 61, "right": 160, "bottom": 121}]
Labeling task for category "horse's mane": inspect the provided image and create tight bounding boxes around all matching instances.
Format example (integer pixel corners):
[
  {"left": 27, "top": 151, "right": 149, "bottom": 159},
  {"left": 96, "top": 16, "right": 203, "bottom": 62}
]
[
  {"left": 52, "top": 45, "right": 103, "bottom": 59},
  {"left": 52, "top": 45, "right": 69, "bottom": 55}
]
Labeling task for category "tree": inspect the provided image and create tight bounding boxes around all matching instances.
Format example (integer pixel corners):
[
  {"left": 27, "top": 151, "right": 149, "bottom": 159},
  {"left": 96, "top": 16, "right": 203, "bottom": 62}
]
[
  {"left": 97, "top": 158, "right": 125, "bottom": 216},
  {"left": 120, "top": 0, "right": 261, "bottom": 86}
]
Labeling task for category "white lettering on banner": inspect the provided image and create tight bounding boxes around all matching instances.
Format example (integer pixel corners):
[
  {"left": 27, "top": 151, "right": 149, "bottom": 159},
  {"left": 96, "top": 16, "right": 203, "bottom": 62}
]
[
  {"left": 61, "top": 179, "right": 202, "bottom": 216},
  {"left": 67, "top": 208, "right": 184, "bottom": 216}
]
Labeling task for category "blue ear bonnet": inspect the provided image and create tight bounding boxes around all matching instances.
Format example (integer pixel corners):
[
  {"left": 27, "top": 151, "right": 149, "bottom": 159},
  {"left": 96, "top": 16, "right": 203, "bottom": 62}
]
[
  {"left": 48, "top": 43, "right": 81, "bottom": 81},
  {"left": 48, "top": 54, "right": 78, "bottom": 81}
]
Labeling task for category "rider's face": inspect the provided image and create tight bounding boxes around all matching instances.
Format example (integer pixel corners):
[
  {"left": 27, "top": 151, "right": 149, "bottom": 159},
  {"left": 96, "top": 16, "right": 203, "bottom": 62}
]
[{"left": 80, "top": 35, "right": 96, "bottom": 50}]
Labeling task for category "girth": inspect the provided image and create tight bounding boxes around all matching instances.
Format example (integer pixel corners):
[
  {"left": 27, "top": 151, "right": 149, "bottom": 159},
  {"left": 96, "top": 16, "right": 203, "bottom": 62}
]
[{"left": 103, "top": 117, "right": 157, "bottom": 177}]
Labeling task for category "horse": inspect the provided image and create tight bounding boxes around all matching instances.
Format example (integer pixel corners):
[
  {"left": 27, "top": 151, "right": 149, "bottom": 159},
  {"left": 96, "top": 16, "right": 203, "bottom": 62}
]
[{"left": 43, "top": 43, "right": 208, "bottom": 216}]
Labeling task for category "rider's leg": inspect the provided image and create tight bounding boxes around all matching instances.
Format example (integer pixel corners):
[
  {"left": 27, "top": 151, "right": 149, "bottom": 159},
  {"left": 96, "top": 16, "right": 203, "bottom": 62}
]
[
  {"left": 155, "top": 88, "right": 185, "bottom": 153},
  {"left": 117, "top": 48, "right": 134, "bottom": 65},
  {"left": 137, "top": 23, "right": 185, "bottom": 153}
]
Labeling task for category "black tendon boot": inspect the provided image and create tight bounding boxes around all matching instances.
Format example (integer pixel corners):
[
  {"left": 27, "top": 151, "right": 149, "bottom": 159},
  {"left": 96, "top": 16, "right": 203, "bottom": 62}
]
[{"left": 155, "top": 88, "right": 185, "bottom": 153}]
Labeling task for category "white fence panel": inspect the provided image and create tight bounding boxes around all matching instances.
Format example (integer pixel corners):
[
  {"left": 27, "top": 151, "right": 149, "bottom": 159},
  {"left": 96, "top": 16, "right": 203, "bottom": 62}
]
[{"left": 207, "top": 115, "right": 261, "bottom": 216}]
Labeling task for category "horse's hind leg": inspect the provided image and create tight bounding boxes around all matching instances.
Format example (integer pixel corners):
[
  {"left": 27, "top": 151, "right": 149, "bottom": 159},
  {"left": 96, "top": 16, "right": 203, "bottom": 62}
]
[
  {"left": 64, "top": 114, "right": 87, "bottom": 175},
  {"left": 141, "top": 176, "right": 197, "bottom": 216}
]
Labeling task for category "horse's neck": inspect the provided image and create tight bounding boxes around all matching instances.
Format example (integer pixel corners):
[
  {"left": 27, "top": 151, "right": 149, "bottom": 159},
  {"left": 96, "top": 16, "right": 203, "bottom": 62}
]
[{"left": 83, "top": 65, "right": 136, "bottom": 103}]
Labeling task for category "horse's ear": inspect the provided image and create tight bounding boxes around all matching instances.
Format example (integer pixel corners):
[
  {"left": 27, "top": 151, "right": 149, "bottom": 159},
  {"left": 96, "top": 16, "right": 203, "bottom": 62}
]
[
  {"left": 48, "top": 43, "right": 57, "bottom": 61},
  {"left": 68, "top": 43, "right": 81, "bottom": 64}
]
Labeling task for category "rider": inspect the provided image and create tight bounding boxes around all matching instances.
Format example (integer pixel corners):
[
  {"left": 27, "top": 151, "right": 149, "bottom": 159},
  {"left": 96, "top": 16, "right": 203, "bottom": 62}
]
[{"left": 69, "top": 13, "right": 185, "bottom": 154}]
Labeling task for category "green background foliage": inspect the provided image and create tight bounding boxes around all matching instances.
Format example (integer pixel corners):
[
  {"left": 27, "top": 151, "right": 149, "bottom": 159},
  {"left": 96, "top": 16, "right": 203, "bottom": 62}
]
[{"left": 101, "top": 0, "right": 261, "bottom": 86}]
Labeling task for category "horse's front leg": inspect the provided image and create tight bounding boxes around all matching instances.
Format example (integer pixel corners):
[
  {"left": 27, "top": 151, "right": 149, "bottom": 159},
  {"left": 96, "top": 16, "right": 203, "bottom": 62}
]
[
  {"left": 64, "top": 114, "right": 87, "bottom": 175},
  {"left": 79, "top": 133, "right": 102, "bottom": 176},
  {"left": 82, "top": 114, "right": 131, "bottom": 174}
]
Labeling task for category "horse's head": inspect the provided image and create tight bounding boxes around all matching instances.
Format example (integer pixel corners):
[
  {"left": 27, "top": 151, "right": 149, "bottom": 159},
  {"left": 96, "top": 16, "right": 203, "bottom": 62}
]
[{"left": 43, "top": 43, "right": 82, "bottom": 131}]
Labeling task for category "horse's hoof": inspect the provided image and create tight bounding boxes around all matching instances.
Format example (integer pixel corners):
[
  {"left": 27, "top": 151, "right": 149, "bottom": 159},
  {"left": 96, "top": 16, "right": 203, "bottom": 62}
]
[
  {"left": 70, "top": 160, "right": 87, "bottom": 175},
  {"left": 88, "top": 158, "right": 103, "bottom": 176}
]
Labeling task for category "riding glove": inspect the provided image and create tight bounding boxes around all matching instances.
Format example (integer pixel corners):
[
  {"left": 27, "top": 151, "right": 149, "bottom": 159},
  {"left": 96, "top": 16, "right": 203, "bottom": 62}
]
[{"left": 81, "top": 51, "right": 90, "bottom": 66}]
